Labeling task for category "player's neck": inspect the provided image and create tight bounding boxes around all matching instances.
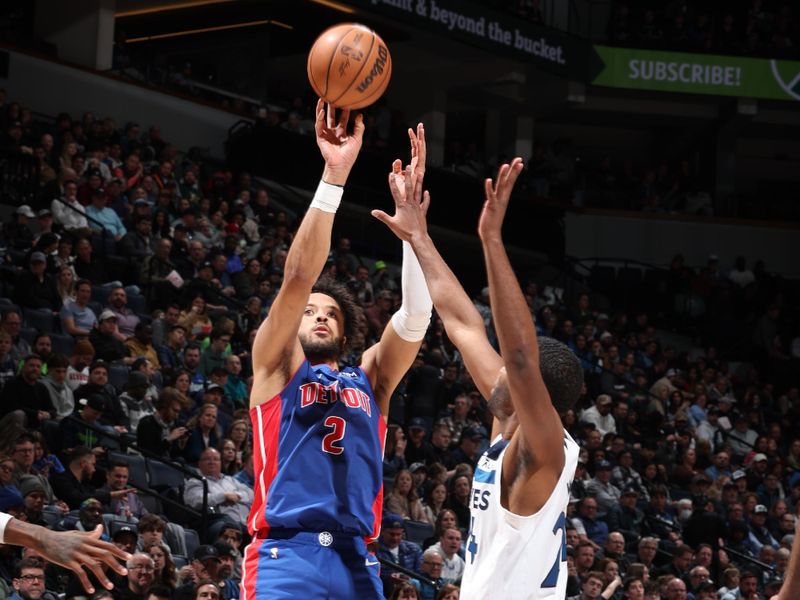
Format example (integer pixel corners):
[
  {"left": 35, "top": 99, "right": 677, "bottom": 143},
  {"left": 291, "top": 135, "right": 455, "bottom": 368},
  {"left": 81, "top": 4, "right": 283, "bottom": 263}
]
[{"left": 309, "top": 357, "right": 339, "bottom": 371}]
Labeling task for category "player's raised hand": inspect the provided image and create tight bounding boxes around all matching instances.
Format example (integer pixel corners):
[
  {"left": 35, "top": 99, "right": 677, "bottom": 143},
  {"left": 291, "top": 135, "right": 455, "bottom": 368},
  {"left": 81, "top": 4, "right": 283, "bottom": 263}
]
[
  {"left": 477, "top": 157, "right": 524, "bottom": 242},
  {"left": 372, "top": 163, "right": 430, "bottom": 242},
  {"left": 315, "top": 99, "right": 365, "bottom": 186},
  {"left": 389, "top": 123, "right": 426, "bottom": 200}
]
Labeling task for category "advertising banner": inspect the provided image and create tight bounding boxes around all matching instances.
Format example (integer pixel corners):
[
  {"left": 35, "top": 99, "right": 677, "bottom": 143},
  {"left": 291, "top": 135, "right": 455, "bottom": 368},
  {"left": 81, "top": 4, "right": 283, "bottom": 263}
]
[
  {"left": 347, "top": 0, "right": 599, "bottom": 80},
  {"left": 591, "top": 45, "right": 800, "bottom": 101}
]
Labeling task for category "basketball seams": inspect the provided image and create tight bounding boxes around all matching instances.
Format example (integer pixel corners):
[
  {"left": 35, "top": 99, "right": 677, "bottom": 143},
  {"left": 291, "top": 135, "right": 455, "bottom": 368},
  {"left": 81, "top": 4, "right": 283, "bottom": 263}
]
[
  {"left": 323, "top": 26, "right": 357, "bottom": 101},
  {"left": 330, "top": 29, "right": 376, "bottom": 106}
]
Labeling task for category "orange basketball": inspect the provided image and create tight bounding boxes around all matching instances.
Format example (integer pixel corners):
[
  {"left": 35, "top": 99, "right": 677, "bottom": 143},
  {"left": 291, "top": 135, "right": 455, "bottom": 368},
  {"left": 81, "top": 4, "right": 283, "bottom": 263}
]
[{"left": 307, "top": 23, "right": 392, "bottom": 110}]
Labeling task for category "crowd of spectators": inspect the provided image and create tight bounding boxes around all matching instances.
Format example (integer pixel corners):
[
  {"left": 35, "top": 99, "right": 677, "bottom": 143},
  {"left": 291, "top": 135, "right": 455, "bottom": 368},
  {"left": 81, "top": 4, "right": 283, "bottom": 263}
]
[
  {"left": 0, "top": 82, "right": 799, "bottom": 600},
  {"left": 605, "top": 1, "right": 798, "bottom": 59}
]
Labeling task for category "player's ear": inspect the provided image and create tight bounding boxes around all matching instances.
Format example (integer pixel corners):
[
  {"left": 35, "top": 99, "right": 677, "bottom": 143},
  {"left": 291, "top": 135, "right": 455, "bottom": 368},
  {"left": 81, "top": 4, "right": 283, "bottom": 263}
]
[{"left": 340, "top": 336, "right": 347, "bottom": 350}]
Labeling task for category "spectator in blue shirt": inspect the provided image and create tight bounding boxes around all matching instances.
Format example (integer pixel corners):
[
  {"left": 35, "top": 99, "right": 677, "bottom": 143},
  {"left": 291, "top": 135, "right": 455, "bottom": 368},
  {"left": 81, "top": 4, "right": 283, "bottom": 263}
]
[
  {"left": 377, "top": 513, "right": 423, "bottom": 595},
  {"left": 574, "top": 497, "right": 609, "bottom": 546},
  {"left": 85, "top": 188, "right": 127, "bottom": 241},
  {"left": 60, "top": 278, "right": 97, "bottom": 337}
]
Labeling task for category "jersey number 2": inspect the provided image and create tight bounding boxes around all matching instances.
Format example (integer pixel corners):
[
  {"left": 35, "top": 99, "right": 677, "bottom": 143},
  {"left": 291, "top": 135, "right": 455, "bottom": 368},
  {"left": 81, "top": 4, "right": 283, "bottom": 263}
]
[
  {"left": 322, "top": 416, "right": 346, "bottom": 455},
  {"left": 540, "top": 512, "right": 567, "bottom": 589}
]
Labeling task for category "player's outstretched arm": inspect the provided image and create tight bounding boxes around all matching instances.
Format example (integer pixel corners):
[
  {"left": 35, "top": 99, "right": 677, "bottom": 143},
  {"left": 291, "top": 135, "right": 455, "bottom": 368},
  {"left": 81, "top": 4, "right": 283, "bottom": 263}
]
[
  {"left": 478, "top": 159, "right": 565, "bottom": 472},
  {"left": 251, "top": 101, "right": 364, "bottom": 405},
  {"left": 363, "top": 125, "right": 433, "bottom": 413},
  {"left": 773, "top": 520, "right": 800, "bottom": 600},
  {"left": 371, "top": 126, "right": 502, "bottom": 402},
  {"left": 3, "top": 516, "right": 130, "bottom": 593}
]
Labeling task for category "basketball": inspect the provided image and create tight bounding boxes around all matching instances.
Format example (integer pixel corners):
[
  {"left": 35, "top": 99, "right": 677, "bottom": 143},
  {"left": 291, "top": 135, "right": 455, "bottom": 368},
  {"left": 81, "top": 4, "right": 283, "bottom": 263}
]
[{"left": 307, "top": 23, "right": 392, "bottom": 110}]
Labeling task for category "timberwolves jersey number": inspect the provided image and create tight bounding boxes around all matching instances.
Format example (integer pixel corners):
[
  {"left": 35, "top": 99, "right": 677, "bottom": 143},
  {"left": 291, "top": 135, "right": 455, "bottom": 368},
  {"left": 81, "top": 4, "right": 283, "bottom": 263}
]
[{"left": 460, "top": 431, "right": 579, "bottom": 599}]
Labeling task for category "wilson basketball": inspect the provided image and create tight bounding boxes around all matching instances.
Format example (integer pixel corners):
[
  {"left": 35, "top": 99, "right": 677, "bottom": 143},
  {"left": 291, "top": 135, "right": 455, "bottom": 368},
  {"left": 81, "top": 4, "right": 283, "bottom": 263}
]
[{"left": 307, "top": 23, "right": 392, "bottom": 110}]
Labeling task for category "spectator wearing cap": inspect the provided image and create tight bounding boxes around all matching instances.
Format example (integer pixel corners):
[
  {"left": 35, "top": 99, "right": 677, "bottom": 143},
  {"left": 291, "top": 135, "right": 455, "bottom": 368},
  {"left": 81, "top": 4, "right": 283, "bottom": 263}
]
[
  {"left": 59, "top": 392, "right": 103, "bottom": 453},
  {"left": 446, "top": 426, "right": 483, "bottom": 470},
  {"left": 607, "top": 486, "right": 644, "bottom": 543},
  {"left": 51, "top": 180, "right": 91, "bottom": 237},
  {"left": 119, "top": 216, "right": 155, "bottom": 261},
  {"left": 173, "top": 545, "right": 220, "bottom": 600},
  {"left": 112, "top": 524, "right": 139, "bottom": 555},
  {"left": 118, "top": 371, "right": 156, "bottom": 431},
  {"left": 41, "top": 352, "right": 75, "bottom": 420},
  {"left": 20, "top": 478, "right": 48, "bottom": 526},
  {"left": 126, "top": 322, "right": 160, "bottom": 371},
  {"left": 580, "top": 395, "right": 617, "bottom": 437},
  {"left": 574, "top": 497, "right": 609, "bottom": 546},
  {"left": 85, "top": 187, "right": 127, "bottom": 241},
  {"left": 376, "top": 513, "right": 423, "bottom": 593},
  {"left": 184, "top": 448, "right": 253, "bottom": 528},
  {"left": 731, "top": 468, "right": 748, "bottom": 494},
  {"left": 107, "top": 286, "right": 140, "bottom": 339},
  {"left": 747, "top": 504, "right": 779, "bottom": 554},
  {"left": 51, "top": 446, "right": 131, "bottom": 509},
  {"left": 14, "top": 251, "right": 60, "bottom": 312},
  {"left": 60, "top": 278, "right": 98, "bottom": 337},
  {"left": 585, "top": 460, "right": 622, "bottom": 517},
  {"left": 746, "top": 453, "right": 769, "bottom": 491},
  {"left": 101, "top": 460, "right": 148, "bottom": 519},
  {"left": 211, "top": 542, "right": 239, "bottom": 598},
  {"left": 66, "top": 339, "right": 95, "bottom": 391},
  {"left": 0, "top": 354, "right": 54, "bottom": 431},
  {"left": 90, "top": 310, "right": 129, "bottom": 363},
  {"left": 3, "top": 205, "right": 35, "bottom": 250}
]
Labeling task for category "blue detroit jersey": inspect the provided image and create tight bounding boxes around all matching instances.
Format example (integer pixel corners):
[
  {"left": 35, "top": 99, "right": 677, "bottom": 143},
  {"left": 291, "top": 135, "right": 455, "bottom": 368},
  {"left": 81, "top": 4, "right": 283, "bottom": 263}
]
[{"left": 249, "top": 360, "right": 386, "bottom": 540}]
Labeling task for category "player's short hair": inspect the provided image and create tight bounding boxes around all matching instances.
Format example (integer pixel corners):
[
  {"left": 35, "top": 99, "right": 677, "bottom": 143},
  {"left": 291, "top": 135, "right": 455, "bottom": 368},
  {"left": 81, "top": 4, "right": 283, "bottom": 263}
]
[
  {"left": 311, "top": 276, "right": 360, "bottom": 348},
  {"left": 537, "top": 337, "right": 583, "bottom": 414}
]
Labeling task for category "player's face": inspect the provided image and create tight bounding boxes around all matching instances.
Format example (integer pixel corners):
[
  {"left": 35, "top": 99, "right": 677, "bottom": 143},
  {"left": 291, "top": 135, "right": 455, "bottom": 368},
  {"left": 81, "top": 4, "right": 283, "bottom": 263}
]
[{"left": 299, "top": 293, "right": 345, "bottom": 362}]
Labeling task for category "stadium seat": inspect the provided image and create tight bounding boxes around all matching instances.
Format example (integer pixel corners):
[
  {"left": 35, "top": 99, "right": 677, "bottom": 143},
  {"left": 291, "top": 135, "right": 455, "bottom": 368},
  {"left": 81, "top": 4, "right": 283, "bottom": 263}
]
[
  {"left": 109, "top": 451, "right": 148, "bottom": 488},
  {"left": 91, "top": 286, "right": 111, "bottom": 306},
  {"left": 127, "top": 293, "right": 146, "bottom": 315},
  {"left": 108, "top": 363, "right": 131, "bottom": 391},
  {"left": 184, "top": 528, "right": 200, "bottom": 559},
  {"left": 41, "top": 420, "right": 62, "bottom": 456},
  {"left": 49, "top": 332, "right": 75, "bottom": 356},
  {"left": 147, "top": 458, "right": 185, "bottom": 491},
  {"left": 19, "top": 327, "right": 37, "bottom": 345},
  {"left": 23, "top": 308, "right": 55, "bottom": 333},
  {"left": 404, "top": 520, "right": 434, "bottom": 546}
]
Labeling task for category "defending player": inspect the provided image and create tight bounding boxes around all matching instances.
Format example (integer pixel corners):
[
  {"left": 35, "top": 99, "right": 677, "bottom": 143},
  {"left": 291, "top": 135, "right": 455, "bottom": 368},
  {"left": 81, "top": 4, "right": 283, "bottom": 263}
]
[
  {"left": 373, "top": 147, "right": 582, "bottom": 597},
  {"left": 242, "top": 102, "right": 432, "bottom": 600}
]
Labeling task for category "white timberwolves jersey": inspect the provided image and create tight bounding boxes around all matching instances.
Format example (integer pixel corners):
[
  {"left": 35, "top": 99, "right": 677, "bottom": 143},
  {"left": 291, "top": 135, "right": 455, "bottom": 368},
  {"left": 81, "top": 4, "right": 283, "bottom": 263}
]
[{"left": 460, "top": 430, "right": 580, "bottom": 600}]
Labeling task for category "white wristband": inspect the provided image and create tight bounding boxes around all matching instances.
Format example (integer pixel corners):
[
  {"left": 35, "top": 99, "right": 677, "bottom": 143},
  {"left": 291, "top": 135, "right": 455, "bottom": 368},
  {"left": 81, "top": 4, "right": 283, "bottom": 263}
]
[
  {"left": 391, "top": 309, "right": 431, "bottom": 342},
  {"left": 0, "top": 512, "right": 13, "bottom": 544},
  {"left": 309, "top": 180, "right": 343, "bottom": 213}
]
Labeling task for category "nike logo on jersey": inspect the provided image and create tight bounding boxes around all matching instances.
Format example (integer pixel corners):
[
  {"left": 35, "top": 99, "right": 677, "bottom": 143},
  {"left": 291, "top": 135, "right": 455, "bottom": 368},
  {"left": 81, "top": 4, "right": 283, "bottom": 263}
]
[{"left": 365, "top": 558, "right": 380, "bottom": 566}]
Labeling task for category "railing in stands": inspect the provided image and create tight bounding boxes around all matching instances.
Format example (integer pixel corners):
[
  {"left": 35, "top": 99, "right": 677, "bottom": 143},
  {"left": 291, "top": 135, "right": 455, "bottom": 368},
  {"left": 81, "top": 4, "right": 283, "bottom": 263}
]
[
  {"left": 63, "top": 414, "right": 210, "bottom": 537},
  {"left": 0, "top": 152, "right": 39, "bottom": 206},
  {"left": 376, "top": 555, "right": 440, "bottom": 591}
]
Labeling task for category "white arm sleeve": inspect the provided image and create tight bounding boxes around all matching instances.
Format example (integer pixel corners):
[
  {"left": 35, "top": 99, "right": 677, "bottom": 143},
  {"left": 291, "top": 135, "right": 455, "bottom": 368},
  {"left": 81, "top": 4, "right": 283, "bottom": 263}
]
[
  {"left": 390, "top": 241, "right": 432, "bottom": 342},
  {"left": 0, "top": 512, "right": 12, "bottom": 543}
]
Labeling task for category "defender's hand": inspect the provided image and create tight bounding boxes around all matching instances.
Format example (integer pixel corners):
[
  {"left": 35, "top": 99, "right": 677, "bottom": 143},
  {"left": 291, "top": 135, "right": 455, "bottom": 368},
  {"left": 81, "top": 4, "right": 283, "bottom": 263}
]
[
  {"left": 477, "top": 157, "right": 524, "bottom": 242},
  {"left": 372, "top": 165, "right": 430, "bottom": 242},
  {"left": 389, "top": 123, "right": 426, "bottom": 200}
]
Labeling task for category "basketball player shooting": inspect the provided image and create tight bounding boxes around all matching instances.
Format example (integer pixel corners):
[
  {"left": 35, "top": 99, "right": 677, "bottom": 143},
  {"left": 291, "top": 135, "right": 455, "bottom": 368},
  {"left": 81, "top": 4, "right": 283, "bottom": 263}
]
[
  {"left": 373, "top": 146, "right": 583, "bottom": 597},
  {"left": 242, "top": 102, "right": 432, "bottom": 600}
]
